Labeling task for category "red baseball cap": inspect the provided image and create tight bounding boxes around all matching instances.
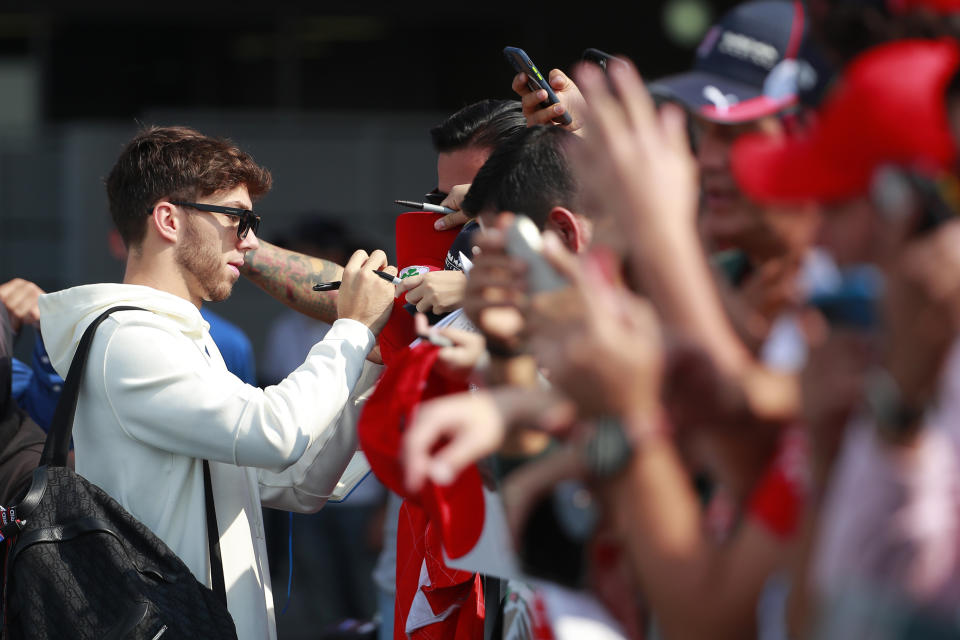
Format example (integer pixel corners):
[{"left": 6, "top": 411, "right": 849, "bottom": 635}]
[
  {"left": 732, "top": 38, "right": 959, "bottom": 203},
  {"left": 357, "top": 343, "right": 484, "bottom": 559},
  {"left": 377, "top": 211, "right": 461, "bottom": 366}
]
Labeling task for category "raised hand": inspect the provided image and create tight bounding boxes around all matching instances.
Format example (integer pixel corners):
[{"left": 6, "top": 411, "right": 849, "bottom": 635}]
[
  {"left": 397, "top": 271, "right": 467, "bottom": 315},
  {"left": 337, "top": 250, "right": 397, "bottom": 335},
  {"left": 512, "top": 69, "right": 587, "bottom": 132},
  {"left": 528, "top": 233, "right": 664, "bottom": 419},
  {"left": 0, "top": 278, "right": 45, "bottom": 333}
]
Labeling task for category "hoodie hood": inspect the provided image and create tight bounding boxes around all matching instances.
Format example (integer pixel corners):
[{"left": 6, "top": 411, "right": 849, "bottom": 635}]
[{"left": 39, "top": 283, "right": 209, "bottom": 378}]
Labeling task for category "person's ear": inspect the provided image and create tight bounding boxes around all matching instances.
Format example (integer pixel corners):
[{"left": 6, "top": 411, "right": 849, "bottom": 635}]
[
  {"left": 150, "top": 201, "right": 180, "bottom": 244},
  {"left": 546, "top": 207, "right": 586, "bottom": 253}
]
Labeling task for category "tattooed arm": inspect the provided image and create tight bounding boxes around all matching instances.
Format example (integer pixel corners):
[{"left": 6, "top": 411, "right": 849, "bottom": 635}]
[{"left": 241, "top": 240, "right": 344, "bottom": 325}]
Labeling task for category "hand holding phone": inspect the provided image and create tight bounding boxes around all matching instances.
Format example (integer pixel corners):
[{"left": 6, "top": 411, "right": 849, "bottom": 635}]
[
  {"left": 504, "top": 46, "right": 574, "bottom": 126},
  {"left": 503, "top": 214, "right": 568, "bottom": 294}
]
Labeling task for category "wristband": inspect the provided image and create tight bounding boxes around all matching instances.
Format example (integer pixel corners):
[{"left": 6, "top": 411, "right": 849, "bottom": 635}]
[{"left": 583, "top": 416, "right": 635, "bottom": 479}]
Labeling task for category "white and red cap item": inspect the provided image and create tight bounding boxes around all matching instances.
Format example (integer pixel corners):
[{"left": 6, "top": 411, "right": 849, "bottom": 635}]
[{"left": 650, "top": 0, "right": 809, "bottom": 123}]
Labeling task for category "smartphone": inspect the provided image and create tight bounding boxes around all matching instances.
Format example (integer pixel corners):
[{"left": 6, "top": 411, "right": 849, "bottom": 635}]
[
  {"left": 503, "top": 214, "right": 568, "bottom": 294},
  {"left": 503, "top": 46, "right": 574, "bottom": 126},
  {"left": 581, "top": 48, "right": 628, "bottom": 74}
]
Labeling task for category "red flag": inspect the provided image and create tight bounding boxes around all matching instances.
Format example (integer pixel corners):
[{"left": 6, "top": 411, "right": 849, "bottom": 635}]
[{"left": 358, "top": 343, "right": 486, "bottom": 639}]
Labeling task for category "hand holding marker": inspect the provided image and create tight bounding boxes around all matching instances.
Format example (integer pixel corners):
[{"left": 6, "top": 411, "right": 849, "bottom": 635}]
[
  {"left": 313, "top": 270, "right": 402, "bottom": 292},
  {"left": 313, "top": 270, "right": 454, "bottom": 347}
]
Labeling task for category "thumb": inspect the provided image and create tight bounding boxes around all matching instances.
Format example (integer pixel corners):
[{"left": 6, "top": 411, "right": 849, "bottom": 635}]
[
  {"left": 414, "top": 312, "right": 430, "bottom": 336},
  {"left": 434, "top": 210, "right": 468, "bottom": 231},
  {"left": 397, "top": 274, "right": 423, "bottom": 293}
]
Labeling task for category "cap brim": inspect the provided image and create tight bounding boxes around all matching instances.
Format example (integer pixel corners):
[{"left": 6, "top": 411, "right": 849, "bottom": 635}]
[
  {"left": 650, "top": 71, "right": 795, "bottom": 123},
  {"left": 732, "top": 131, "right": 871, "bottom": 203}
]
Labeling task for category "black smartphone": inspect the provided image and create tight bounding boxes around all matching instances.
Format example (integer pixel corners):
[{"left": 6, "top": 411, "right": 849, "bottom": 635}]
[
  {"left": 581, "top": 48, "right": 628, "bottom": 74},
  {"left": 503, "top": 46, "right": 574, "bottom": 126}
]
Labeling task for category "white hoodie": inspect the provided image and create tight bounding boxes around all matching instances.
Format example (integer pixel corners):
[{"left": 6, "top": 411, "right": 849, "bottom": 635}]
[{"left": 39, "top": 283, "right": 375, "bottom": 640}]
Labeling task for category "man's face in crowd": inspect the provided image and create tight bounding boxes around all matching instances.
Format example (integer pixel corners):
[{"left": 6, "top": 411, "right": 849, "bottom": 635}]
[
  {"left": 435, "top": 145, "right": 491, "bottom": 199},
  {"left": 695, "top": 115, "right": 800, "bottom": 258},
  {"left": 174, "top": 184, "right": 259, "bottom": 303}
]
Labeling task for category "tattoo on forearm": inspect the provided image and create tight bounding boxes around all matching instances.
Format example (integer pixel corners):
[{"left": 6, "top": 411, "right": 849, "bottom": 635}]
[{"left": 241, "top": 242, "right": 344, "bottom": 324}]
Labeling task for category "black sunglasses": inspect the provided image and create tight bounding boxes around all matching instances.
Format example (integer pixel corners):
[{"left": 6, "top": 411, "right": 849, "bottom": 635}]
[{"left": 169, "top": 201, "right": 261, "bottom": 239}]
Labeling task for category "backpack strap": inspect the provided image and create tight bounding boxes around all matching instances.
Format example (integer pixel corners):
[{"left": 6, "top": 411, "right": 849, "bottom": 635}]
[
  {"left": 38, "top": 305, "right": 228, "bottom": 605},
  {"left": 203, "top": 460, "right": 227, "bottom": 605}
]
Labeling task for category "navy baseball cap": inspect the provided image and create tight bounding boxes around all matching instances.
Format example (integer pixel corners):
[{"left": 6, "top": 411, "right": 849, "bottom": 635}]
[{"left": 650, "top": 0, "right": 810, "bottom": 123}]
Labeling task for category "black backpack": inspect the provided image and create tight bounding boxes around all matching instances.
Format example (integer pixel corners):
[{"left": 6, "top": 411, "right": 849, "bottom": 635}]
[{"left": 0, "top": 306, "right": 238, "bottom": 639}]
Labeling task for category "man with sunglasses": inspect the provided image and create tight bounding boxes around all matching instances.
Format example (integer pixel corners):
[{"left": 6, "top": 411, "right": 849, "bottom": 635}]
[{"left": 36, "top": 126, "right": 397, "bottom": 640}]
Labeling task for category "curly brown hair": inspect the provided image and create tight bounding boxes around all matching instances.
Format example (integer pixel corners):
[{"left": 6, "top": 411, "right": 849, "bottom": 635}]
[{"left": 106, "top": 126, "right": 272, "bottom": 248}]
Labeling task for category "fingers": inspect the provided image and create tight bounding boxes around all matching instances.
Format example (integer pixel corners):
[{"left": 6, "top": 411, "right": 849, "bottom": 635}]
[
  {"left": 521, "top": 91, "right": 567, "bottom": 125},
  {"left": 659, "top": 102, "right": 692, "bottom": 156},
  {"left": 414, "top": 312, "right": 430, "bottom": 337},
  {"left": 361, "top": 249, "right": 389, "bottom": 271},
  {"left": 403, "top": 413, "right": 452, "bottom": 492},
  {"left": 575, "top": 62, "right": 617, "bottom": 121},
  {"left": 548, "top": 68, "right": 572, "bottom": 91},
  {"left": 607, "top": 57, "right": 656, "bottom": 132},
  {"left": 435, "top": 185, "right": 472, "bottom": 230},
  {"left": 520, "top": 89, "right": 545, "bottom": 112},
  {"left": 476, "top": 307, "right": 525, "bottom": 343},
  {"left": 0, "top": 278, "right": 45, "bottom": 326},
  {"left": 403, "top": 392, "right": 503, "bottom": 491},
  {"left": 465, "top": 272, "right": 527, "bottom": 308},
  {"left": 440, "top": 184, "right": 471, "bottom": 210},
  {"left": 415, "top": 299, "right": 432, "bottom": 313},
  {"left": 512, "top": 72, "right": 532, "bottom": 96},
  {"left": 537, "top": 400, "right": 578, "bottom": 435},
  {"left": 435, "top": 326, "right": 482, "bottom": 346},
  {"left": 474, "top": 227, "right": 507, "bottom": 253},
  {"left": 422, "top": 432, "right": 487, "bottom": 487},
  {"left": 396, "top": 274, "right": 424, "bottom": 294},
  {"left": 343, "top": 249, "right": 370, "bottom": 273},
  {"left": 434, "top": 210, "right": 468, "bottom": 231}
]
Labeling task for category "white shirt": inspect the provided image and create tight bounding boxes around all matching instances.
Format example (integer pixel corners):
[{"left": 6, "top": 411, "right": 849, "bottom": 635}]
[{"left": 39, "top": 283, "right": 374, "bottom": 640}]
